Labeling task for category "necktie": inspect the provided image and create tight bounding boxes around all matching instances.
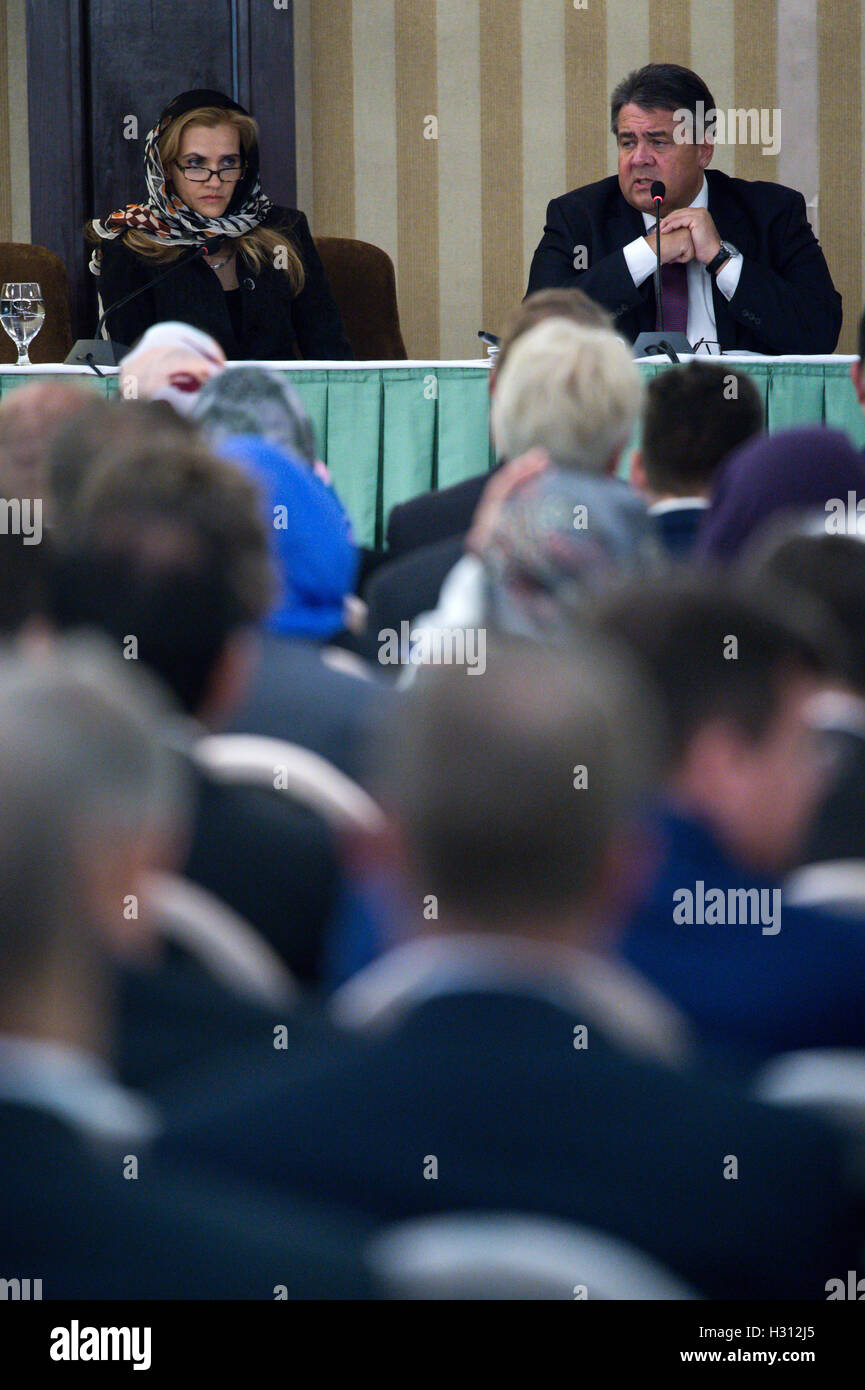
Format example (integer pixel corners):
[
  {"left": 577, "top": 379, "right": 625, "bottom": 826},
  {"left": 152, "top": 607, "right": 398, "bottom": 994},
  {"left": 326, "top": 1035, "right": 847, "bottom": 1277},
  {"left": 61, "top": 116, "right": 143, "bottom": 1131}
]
[{"left": 660, "top": 260, "right": 689, "bottom": 334}]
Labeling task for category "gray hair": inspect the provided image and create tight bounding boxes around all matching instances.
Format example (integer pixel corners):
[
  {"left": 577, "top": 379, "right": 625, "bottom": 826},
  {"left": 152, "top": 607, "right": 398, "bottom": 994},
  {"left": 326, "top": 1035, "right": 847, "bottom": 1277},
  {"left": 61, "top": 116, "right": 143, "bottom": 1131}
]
[
  {"left": 490, "top": 319, "right": 642, "bottom": 473},
  {"left": 0, "top": 637, "right": 189, "bottom": 992},
  {"left": 191, "top": 366, "right": 318, "bottom": 466}
]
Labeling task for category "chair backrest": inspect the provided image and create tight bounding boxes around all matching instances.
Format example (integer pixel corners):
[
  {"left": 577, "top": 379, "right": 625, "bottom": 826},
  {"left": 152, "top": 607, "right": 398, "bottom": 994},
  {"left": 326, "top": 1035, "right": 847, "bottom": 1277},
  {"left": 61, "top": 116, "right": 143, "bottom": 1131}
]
[
  {"left": 195, "top": 732, "right": 386, "bottom": 835},
  {"left": 784, "top": 859, "right": 865, "bottom": 916},
  {"left": 368, "top": 1213, "right": 700, "bottom": 1300},
  {"left": 754, "top": 1048, "right": 865, "bottom": 1129},
  {"left": 143, "top": 870, "right": 299, "bottom": 1007},
  {"left": 0, "top": 243, "right": 73, "bottom": 363},
  {"left": 314, "top": 236, "right": 407, "bottom": 360}
]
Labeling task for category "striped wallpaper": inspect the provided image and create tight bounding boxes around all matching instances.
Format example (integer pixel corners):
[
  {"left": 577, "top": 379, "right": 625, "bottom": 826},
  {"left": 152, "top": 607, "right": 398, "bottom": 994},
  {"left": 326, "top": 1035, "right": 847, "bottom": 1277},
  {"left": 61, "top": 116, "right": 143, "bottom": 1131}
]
[
  {"left": 294, "top": 0, "right": 865, "bottom": 357},
  {"left": 0, "top": 0, "right": 31, "bottom": 244}
]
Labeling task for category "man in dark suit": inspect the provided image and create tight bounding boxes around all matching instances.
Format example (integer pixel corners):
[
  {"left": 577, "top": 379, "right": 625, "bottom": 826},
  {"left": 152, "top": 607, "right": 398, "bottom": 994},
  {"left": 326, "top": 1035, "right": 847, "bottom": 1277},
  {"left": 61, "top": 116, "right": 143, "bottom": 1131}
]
[
  {"left": 630, "top": 361, "right": 763, "bottom": 558},
  {"left": 527, "top": 63, "right": 841, "bottom": 354},
  {"left": 160, "top": 637, "right": 865, "bottom": 1299},
  {"left": 0, "top": 644, "right": 374, "bottom": 1299}
]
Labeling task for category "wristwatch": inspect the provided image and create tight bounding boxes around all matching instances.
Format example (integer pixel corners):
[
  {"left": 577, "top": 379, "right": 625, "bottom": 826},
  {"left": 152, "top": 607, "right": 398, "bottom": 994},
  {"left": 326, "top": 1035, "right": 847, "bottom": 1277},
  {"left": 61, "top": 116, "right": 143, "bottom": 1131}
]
[{"left": 706, "top": 241, "right": 738, "bottom": 277}]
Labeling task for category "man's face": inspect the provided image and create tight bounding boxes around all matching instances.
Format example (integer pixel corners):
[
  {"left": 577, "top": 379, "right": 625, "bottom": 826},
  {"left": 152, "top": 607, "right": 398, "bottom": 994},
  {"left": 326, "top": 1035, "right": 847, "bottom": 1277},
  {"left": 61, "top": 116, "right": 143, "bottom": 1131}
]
[
  {"left": 699, "top": 676, "right": 828, "bottom": 874},
  {"left": 616, "top": 104, "right": 712, "bottom": 215}
]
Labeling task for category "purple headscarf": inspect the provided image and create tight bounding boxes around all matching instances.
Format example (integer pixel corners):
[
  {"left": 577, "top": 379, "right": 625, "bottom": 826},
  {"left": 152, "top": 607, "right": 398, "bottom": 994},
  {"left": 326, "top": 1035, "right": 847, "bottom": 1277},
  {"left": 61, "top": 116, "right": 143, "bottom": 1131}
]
[{"left": 695, "top": 426, "right": 865, "bottom": 564}]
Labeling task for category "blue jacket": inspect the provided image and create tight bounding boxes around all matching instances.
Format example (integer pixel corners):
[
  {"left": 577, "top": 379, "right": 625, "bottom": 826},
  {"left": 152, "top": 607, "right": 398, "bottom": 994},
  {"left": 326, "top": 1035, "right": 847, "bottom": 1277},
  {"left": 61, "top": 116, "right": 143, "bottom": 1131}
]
[{"left": 621, "top": 809, "right": 865, "bottom": 1058}]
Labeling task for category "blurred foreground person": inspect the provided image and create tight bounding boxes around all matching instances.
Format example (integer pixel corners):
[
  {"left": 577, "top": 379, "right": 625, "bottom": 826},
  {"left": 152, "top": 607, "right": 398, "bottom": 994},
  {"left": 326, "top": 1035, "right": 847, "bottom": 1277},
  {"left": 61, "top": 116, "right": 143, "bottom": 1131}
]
[
  {"left": 0, "top": 643, "right": 374, "bottom": 1298},
  {"left": 161, "top": 639, "right": 865, "bottom": 1299},
  {"left": 597, "top": 577, "right": 865, "bottom": 1059}
]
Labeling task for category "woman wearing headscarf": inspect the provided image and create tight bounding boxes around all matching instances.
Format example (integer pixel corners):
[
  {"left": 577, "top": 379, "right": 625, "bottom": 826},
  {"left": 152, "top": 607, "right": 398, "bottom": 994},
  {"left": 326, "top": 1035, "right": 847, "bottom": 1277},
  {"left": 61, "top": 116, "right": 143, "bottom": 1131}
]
[
  {"left": 87, "top": 89, "right": 353, "bottom": 362},
  {"left": 695, "top": 426, "right": 865, "bottom": 564}
]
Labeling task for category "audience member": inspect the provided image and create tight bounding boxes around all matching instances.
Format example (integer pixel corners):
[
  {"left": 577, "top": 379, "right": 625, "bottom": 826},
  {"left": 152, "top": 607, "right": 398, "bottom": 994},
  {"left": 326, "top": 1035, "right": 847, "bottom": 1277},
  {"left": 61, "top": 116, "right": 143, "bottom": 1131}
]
[
  {"left": 744, "top": 529, "right": 865, "bottom": 867},
  {"left": 159, "top": 638, "right": 865, "bottom": 1300},
  {"left": 595, "top": 576, "right": 865, "bottom": 1059},
  {"left": 46, "top": 411, "right": 343, "bottom": 983},
  {"left": 631, "top": 362, "right": 763, "bottom": 557},
  {"left": 0, "top": 642, "right": 374, "bottom": 1298},
  {"left": 695, "top": 426, "right": 865, "bottom": 564},
  {"left": 364, "top": 289, "right": 617, "bottom": 647}
]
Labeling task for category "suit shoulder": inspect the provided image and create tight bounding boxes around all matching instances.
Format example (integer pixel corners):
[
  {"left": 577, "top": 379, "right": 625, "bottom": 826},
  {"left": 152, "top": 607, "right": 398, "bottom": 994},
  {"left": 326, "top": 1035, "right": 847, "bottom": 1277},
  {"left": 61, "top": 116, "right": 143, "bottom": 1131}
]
[
  {"left": 265, "top": 205, "right": 311, "bottom": 241},
  {"left": 548, "top": 176, "right": 621, "bottom": 216},
  {"left": 708, "top": 170, "right": 804, "bottom": 212}
]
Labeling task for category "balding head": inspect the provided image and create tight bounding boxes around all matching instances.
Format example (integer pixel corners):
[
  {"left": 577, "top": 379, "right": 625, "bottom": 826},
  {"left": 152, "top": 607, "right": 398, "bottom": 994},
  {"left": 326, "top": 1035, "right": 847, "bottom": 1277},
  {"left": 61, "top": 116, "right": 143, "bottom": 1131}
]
[{"left": 0, "top": 382, "right": 94, "bottom": 499}]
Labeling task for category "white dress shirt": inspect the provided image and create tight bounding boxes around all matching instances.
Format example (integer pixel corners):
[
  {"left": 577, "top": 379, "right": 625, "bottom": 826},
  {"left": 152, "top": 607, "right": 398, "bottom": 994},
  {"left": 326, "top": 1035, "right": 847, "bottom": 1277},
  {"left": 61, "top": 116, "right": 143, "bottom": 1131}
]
[{"left": 623, "top": 175, "right": 743, "bottom": 352}]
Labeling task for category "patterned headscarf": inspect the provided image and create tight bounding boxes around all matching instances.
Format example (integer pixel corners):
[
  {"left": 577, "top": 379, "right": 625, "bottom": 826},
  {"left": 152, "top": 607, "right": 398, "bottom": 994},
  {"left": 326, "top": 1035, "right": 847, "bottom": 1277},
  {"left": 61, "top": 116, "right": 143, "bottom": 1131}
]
[{"left": 89, "top": 89, "right": 273, "bottom": 275}]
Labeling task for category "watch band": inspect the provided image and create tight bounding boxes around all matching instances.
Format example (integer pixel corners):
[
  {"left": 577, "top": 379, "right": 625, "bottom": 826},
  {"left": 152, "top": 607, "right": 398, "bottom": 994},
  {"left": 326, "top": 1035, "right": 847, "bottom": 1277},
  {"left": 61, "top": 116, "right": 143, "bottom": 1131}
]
[{"left": 706, "top": 242, "right": 736, "bottom": 277}]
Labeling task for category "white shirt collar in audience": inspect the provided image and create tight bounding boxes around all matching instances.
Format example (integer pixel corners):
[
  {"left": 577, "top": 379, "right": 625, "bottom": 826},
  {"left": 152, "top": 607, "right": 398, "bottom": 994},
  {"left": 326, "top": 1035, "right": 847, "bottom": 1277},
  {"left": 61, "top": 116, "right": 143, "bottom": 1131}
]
[
  {"left": 648, "top": 497, "right": 710, "bottom": 516},
  {"left": 0, "top": 1034, "right": 160, "bottom": 1145},
  {"left": 330, "top": 932, "right": 695, "bottom": 1066}
]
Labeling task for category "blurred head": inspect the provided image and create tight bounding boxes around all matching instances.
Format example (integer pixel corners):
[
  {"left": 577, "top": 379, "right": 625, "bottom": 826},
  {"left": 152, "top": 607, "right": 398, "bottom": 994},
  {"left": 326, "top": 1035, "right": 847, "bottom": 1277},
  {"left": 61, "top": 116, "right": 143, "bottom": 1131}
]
[
  {"left": 0, "top": 640, "right": 188, "bottom": 1038},
  {"left": 192, "top": 366, "right": 318, "bottom": 467},
  {"left": 695, "top": 426, "right": 865, "bottom": 565},
  {"left": 218, "top": 434, "right": 357, "bottom": 640},
  {"left": 593, "top": 576, "right": 835, "bottom": 872},
  {"left": 490, "top": 319, "right": 641, "bottom": 473},
  {"left": 47, "top": 422, "right": 273, "bottom": 721},
  {"left": 492, "top": 288, "right": 613, "bottom": 389},
  {"left": 377, "top": 636, "right": 665, "bottom": 944},
  {"left": 634, "top": 362, "right": 763, "bottom": 500},
  {"left": 611, "top": 64, "right": 715, "bottom": 216},
  {"left": 484, "top": 469, "right": 661, "bottom": 640},
  {"left": 0, "top": 382, "right": 93, "bottom": 500},
  {"left": 119, "top": 322, "right": 225, "bottom": 414},
  {"left": 744, "top": 529, "right": 865, "bottom": 695}
]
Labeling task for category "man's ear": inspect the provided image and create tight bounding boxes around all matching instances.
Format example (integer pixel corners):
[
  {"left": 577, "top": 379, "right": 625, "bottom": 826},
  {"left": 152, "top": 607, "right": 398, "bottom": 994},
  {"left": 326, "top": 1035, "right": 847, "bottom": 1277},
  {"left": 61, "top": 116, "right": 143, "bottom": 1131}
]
[
  {"left": 850, "top": 360, "right": 865, "bottom": 408},
  {"left": 630, "top": 449, "right": 648, "bottom": 493},
  {"left": 196, "top": 629, "right": 260, "bottom": 729},
  {"left": 698, "top": 138, "right": 714, "bottom": 170}
]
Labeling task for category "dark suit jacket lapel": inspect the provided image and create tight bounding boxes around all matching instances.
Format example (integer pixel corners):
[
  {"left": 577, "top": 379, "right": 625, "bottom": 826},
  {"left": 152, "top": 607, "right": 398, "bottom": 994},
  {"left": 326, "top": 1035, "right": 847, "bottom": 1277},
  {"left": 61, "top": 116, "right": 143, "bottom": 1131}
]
[
  {"left": 607, "top": 188, "right": 656, "bottom": 333},
  {"left": 706, "top": 171, "right": 753, "bottom": 350}
]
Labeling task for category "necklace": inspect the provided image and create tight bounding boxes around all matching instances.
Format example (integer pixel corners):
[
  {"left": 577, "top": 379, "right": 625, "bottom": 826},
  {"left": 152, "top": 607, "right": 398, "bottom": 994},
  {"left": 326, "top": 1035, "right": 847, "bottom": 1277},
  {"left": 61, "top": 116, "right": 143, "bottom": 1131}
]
[{"left": 208, "top": 254, "right": 233, "bottom": 271}]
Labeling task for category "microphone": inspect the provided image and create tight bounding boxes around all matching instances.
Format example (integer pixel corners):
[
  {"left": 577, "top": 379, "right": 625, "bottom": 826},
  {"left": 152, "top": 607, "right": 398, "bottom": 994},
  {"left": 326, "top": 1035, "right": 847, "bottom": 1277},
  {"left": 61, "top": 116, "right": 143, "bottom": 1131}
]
[
  {"left": 651, "top": 180, "right": 665, "bottom": 331},
  {"left": 66, "top": 238, "right": 223, "bottom": 372}
]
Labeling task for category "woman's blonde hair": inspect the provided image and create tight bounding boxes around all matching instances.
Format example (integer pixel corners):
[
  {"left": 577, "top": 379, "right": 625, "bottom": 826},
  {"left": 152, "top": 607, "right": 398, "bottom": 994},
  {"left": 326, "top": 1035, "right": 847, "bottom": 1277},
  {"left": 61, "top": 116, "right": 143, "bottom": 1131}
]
[{"left": 111, "top": 106, "right": 304, "bottom": 293}]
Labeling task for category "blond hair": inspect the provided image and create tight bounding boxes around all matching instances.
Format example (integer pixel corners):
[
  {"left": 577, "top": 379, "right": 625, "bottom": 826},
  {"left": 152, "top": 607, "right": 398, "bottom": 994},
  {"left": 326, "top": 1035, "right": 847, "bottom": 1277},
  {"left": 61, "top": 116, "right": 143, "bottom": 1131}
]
[
  {"left": 490, "top": 318, "right": 642, "bottom": 473},
  {"left": 120, "top": 106, "right": 304, "bottom": 292}
]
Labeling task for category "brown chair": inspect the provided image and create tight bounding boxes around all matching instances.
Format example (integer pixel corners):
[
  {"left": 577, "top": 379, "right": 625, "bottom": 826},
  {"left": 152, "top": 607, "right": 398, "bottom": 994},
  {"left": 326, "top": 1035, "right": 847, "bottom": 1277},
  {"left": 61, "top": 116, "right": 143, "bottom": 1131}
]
[
  {"left": 0, "top": 243, "right": 73, "bottom": 364},
  {"left": 314, "top": 236, "right": 407, "bottom": 360}
]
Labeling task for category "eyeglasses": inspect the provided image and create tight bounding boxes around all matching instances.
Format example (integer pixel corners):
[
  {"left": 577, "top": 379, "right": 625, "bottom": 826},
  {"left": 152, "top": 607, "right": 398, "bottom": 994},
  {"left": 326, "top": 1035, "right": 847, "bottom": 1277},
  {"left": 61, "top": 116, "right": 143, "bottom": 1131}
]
[{"left": 175, "top": 161, "right": 245, "bottom": 183}]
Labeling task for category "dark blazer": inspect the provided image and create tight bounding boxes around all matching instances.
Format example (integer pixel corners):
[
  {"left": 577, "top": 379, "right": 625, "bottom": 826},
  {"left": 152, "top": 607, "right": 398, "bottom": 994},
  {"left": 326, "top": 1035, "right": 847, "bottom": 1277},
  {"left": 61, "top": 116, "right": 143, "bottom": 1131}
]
[
  {"left": 526, "top": 170, "right": 842, "bottom": 354},
  {"left": 386, "top": 468, "right": 499, "bottom": 558},
  {"left": 159, "top": 985, "right": 865, "bottom": 1299},
  {"left": 97, "top": 207, "right": 354, "bottom": 360},
  {"left": 362, "top": 536, "right": 466, "bottom": 655},
  {"left": 0, "top": 1100, "right": 375, "bottom": 1298}
]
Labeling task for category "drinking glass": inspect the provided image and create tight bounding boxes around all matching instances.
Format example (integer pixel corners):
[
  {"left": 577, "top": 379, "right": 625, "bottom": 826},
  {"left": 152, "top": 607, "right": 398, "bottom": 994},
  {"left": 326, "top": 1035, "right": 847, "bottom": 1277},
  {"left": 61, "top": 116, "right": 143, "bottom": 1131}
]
[{"left": 0, "top": 283, "right": 45, "bottom": 365}]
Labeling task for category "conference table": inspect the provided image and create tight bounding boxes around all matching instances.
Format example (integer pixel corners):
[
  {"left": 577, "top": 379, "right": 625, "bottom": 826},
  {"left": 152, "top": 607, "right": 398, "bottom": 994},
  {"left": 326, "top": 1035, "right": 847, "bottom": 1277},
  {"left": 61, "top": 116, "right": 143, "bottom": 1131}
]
[{"left": 2, "top": 354, "right": 862, "bottom": 548}]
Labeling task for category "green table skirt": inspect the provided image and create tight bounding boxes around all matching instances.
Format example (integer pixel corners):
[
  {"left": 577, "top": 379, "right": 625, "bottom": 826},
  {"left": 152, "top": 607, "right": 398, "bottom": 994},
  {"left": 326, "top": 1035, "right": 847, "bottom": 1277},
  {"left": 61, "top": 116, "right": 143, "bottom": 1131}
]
[{"left": 2, "top": 358, "right": 862, "bottom": 547}]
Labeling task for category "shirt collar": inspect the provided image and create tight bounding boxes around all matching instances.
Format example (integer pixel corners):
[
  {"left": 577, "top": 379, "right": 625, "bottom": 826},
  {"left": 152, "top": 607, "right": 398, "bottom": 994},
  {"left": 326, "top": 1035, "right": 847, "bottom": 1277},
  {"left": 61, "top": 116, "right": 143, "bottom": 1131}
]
[
  {"left": 0, "top": 1034, "right": 160, "bottom": 1146},
  {"left": 330, "top": 932, "right": 695, "bottom": 1066},
  {"left": 642, "top": 173, "right": 708, "bottom": 230},
  {"left": 649, "top": 497, "right": 710, "bottom": 516}
]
